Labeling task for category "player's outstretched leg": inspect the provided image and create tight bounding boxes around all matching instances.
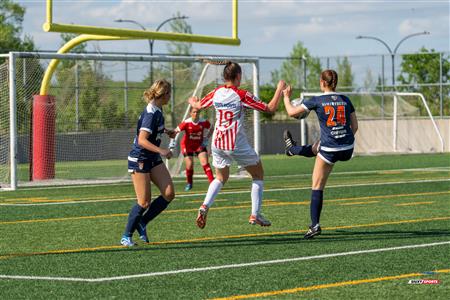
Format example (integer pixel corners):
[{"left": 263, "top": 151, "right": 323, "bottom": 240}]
[
  {"left": 196, "top": 178, "right": 224, "bottom": 228},
  {"left": 283, "top": 130, "right": 316, "bottom": 157}
]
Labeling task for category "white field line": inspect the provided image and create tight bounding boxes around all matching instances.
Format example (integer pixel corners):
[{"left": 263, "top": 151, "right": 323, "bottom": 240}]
[
  {"left": 0, "top": 241, "right": 449, "bottom": 283},
  {"left": 1, "top": 178, "right": 449, "bottom": 207},
  {"left": 5, "top": 166, "right": 450, "bottom": 192}
]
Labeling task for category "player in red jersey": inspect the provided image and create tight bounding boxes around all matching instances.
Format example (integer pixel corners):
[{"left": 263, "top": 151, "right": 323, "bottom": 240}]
[
  {"left": 172, "top": 107, "right": 214, "bottom": 191},
  {"left": 189, "top": 61, "right": 286, "bottom": 229}
]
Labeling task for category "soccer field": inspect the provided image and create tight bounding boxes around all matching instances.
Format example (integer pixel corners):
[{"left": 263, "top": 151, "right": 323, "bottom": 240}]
[{"left": 0, "top": 153, "right": 449, "bottom": 299}]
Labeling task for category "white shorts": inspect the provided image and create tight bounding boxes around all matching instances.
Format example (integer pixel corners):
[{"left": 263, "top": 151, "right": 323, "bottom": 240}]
[{"left": 212, "top": 139, "right": 260, "bottom": 169}]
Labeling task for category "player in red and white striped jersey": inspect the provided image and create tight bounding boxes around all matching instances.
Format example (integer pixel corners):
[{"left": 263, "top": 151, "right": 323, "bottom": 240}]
[
  {"left": 189, "top": 61, "right": 286, "bottom": 228},
  {"left": 172, "top": 107, "right": 214, "bottom": 191}
]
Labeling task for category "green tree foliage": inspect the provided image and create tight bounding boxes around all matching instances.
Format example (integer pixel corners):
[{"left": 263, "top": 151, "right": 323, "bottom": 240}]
[
  {"left": 336, "top": 56, "right": 354, "bottom": 91},
  {"left": 0, "top": 1, "right": 42, "bottom": 134},
  {"left": 163, "top": 12, "right": 196, "bottom": 127},
  {"left": 363, "top": 69, "right": 376, "bottom": 91},
  {"left": 398, "top": 47, "right": 450, "bottom": 115},
  {"left": 270, "top": 41, "right": 322, "bottom": 92},
  {"left": 53, "top": 33, "right": 123, "bottom": 132},
  {"left": 0, "top": 0, "right": 35, "bottom": 53},
  {"left": 265, "top": 41, "right": 321, "bottom": 121},
  {"left": 167, "top": 12, "right": 193, "bottom": 57}
]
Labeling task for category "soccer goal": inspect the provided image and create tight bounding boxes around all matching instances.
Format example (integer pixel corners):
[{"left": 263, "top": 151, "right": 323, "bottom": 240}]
[
  {"left": 299, "top": 92, "right": 445, "bottom": 154},
  {"left": 0, "top": 52, "right": 260, "bottom": 190}
]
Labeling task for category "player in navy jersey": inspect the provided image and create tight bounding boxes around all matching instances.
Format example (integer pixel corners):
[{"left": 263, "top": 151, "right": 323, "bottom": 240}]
[
  {"left": 282, "top": 70, "right": 359, "bottom": 239},
  {"left": 121, "top": 79, "right": 176, "bottom": 247}
]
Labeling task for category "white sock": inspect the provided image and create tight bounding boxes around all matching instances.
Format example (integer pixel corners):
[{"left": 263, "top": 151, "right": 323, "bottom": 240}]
[
  {"left": 251, "top": 180, "right": 264, "bottom": 216},
  {"left": 203, "top": 179, "right": 223, "bottom": 208}
]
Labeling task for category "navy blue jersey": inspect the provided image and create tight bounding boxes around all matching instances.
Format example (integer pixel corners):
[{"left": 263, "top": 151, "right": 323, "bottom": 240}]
[
  {"left": 302, "top": 93, "right": 355, "bottom": 151},
  {"left": 129, "top": 103, "right": 165, "bottom": 160}
]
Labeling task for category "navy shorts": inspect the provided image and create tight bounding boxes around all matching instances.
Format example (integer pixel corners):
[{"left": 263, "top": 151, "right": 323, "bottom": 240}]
[
  {"left": 128, "top": 156, "right": 163, "bottom": 173},
  {"left": 318, "top": 148, "right": 353, "bottom": 165}
]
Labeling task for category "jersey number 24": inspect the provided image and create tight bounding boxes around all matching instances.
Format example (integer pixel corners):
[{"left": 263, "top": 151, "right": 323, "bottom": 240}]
[{"left": 325, "top": 105, "right": 346, "bottom": 126}]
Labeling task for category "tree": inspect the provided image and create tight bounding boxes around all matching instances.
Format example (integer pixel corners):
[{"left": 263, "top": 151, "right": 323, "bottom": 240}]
[
  {"left": 398, "top": 47, "right": 450, "bottom": 115},
  {"left": 0, "top": 0, "right": 35, "bottom": 53},
  {"left": 271, "top": 41, "right": 322, "bottom": 92},
  {"left": 167, "top": 12, "right": 194, "bottom": 56},
  {"left": 336, "top": 57, "right": 354, "bottom": 91},
  {"left": 266, "top": 41, "right": 321, "bottom": 121},
  {"left": 363, "top": 69, "right": 376, "bottom": 91}
]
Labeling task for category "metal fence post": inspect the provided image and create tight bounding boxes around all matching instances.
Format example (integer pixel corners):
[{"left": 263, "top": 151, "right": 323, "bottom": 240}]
[
  {"left": 381, "top": 55, "right": 385, "bottom": 118},
  {"left": 171, "top": 62, "right": 176, "bottom": 129},
  {"left": 124, "top": 60, "right": 129, "bottom": 127},
  {"left": 302, "top": 56, "right": 307, "bottom": 91},
  {"left": 9, "top": 53, "right": 17, "bottom": 190},
  {"left": 75, "top": 62, "right": 80, "bottom": 131},
  {"left": 439, "top": 52, "right": 443, "bottom": 118}
]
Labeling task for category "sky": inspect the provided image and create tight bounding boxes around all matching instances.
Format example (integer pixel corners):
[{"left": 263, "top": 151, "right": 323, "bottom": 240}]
[{"left": 16, "top": 0, "right": 449, "bottom": 58}]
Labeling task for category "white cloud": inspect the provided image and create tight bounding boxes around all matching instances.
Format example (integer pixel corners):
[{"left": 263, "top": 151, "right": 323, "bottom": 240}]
[
  {"left": 398, "top": 18, "right": 432, "bottom": 35},
  {"left": 14, "top": 0, "right": 450, "bottom": 56}
]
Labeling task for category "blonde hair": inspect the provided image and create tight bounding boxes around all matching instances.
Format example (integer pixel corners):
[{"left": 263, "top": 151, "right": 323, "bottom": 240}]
[{"left": 143, "top": 79, "right": 171, "bottom": 103}]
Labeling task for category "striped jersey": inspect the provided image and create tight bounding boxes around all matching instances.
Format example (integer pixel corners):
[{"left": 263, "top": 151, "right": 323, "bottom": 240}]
[{"left": 200, "top": 85, "right": 268, "bottom": 151}]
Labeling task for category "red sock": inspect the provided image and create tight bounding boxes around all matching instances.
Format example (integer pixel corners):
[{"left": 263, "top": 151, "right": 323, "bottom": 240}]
[
  {"left": 203, "top": 163, "right": 214, "bottom": 183},
  {"left": 186, "top": 168, "right": 194, "bottom": 185}
]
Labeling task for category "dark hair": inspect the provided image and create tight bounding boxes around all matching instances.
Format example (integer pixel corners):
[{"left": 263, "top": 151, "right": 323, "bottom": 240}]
[
  {"left": 223, "top": 61, "right": 242, "bottom": 81},
  {"left": 320, "top": 69, "right": 338, "bottom": 91}
]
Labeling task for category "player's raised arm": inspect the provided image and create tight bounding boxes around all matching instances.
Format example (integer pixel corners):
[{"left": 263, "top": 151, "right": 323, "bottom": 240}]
[
  {"left": 188, "top": 96, "right": 201, "bottom": 110},
  {"left": 283, "top": 85, "right": 307, "bottom": 118},
  {"left": 266, "top": 80, "right": 286, "bottom": 113}
]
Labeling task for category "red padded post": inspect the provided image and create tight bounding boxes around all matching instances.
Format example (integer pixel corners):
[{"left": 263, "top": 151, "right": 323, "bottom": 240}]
[{"left": 32, "top": 95, "right": 56, "bottom": 180}]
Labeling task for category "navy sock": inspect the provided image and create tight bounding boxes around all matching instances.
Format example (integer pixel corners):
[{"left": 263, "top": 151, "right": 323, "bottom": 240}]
[
  {"left": 140, "top": 195, "right": 170, "bottom": 226},
  {"left": 310, "top": 190, "right": 324, "bottom": 227},
  {"left": 124, "top": 204, "right": 146, "bottom": 237},
  {"left": 289, "top": 145, "right": 315, "bottom": 157}
]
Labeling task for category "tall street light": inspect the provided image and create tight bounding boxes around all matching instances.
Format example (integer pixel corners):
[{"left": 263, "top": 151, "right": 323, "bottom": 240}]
[
  {"left": 115, "top": 15, "right": 189, "bottom": 83},
  {"left": 356, "top": 31, "right": 430, "bottom": 87}
]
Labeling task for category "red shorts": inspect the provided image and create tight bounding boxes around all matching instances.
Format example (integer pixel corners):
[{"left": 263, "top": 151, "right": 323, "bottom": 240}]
[{"left": 182, "top": 145, "right": 207, "bottom": 157}]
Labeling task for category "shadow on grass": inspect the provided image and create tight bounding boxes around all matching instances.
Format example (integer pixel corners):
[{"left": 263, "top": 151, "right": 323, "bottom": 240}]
[{"left": 4, "top": 228, "right": 449, "bottom": 260}]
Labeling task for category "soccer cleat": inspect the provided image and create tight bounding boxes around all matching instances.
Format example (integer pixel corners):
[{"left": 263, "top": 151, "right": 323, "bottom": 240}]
[
  {"left": 304, "top": 224, "right": 322, "bottom": 239},
  {"left": 283, "top": 130, "right": 297, "bottom": 156},
  {"left": 136, "top": 222, "right": 149, "bottom": 243},
  {"left": 249, "top": 214, "right": 272, "bottom": 226},
  {"left": 184, "top": 183, "right": 193, "bottom": 192},
  {"left": 196, "top": 204, "right": 209, "bottom": 229},
  {"left": 120, "top": 235, "right": 136, "bottom": 247}
]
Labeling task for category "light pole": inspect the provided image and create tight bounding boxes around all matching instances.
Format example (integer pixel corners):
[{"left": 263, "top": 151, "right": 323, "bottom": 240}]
[
  {"left": 356, "top": 31, "right": 430, "bottom": 87},
  {"left": 115, "top": 15, "right": 189, "bottom": 83}
]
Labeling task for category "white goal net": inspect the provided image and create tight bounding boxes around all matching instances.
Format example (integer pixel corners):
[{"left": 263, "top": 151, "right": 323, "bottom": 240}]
[{"left": 0, "top": 52, "right": 260, "bottom": 190}]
